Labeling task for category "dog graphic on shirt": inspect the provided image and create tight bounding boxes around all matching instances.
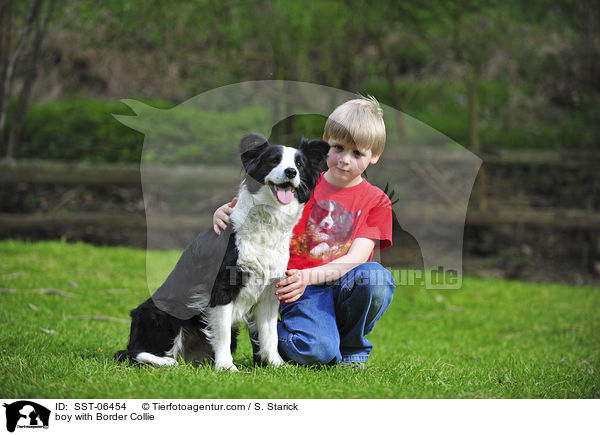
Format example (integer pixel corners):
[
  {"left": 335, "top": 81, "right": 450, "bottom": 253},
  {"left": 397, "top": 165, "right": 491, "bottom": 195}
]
[{"left": 300, "top": 200, "right": 360, "bottom": 260}]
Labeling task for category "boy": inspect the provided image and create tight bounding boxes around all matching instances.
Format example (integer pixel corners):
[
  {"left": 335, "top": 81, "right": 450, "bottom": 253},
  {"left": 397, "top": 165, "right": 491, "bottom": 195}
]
[{"left": 214, "top": 96, "right": 395, "bottom": 367}]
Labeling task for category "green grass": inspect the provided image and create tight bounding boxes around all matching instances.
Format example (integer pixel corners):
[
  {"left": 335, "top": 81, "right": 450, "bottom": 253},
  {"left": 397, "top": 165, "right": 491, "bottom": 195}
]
[{"left": 1, "top": 240, "right": 599, "bottom": 398}]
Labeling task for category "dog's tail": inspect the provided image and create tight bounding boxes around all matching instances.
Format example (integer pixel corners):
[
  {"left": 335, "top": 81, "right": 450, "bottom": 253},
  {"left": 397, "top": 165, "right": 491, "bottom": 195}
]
[{"left": 114, "top": 350, "right": 178, "bottom": 366}]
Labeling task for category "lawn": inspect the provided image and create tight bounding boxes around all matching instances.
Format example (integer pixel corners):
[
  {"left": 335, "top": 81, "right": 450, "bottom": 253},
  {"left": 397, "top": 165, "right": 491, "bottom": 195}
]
[{"left": 0, "top": 240, "right": 598, "bottom": 398}]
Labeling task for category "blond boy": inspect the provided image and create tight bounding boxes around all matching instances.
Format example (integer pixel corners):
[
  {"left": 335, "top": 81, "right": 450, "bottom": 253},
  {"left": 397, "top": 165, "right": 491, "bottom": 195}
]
[{"left": 215, "top": 96, "right": 395, "bottom": 366}]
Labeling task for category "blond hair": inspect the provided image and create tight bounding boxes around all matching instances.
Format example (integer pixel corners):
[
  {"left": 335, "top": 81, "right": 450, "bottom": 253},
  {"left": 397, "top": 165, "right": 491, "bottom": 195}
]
[{"left": 324, "top": 95, "right": 386, "bottom": 155}]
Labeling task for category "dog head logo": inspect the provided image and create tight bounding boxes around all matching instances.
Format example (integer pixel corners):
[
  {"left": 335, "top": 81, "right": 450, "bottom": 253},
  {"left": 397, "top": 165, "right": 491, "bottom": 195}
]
[
  {"left": 305, "top": 200, "right": 358, "bottom": 260},
  {"left": 3, "top": 401, "right": 50, "bottom": 433},
  {"left": 114, "top": 80, "right": 481, "bottom": 291}
]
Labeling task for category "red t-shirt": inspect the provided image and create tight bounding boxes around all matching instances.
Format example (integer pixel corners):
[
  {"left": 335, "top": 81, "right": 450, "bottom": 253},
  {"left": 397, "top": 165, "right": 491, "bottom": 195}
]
[{"left": 288, "top": 173, "right": 393, "bottom": 269}]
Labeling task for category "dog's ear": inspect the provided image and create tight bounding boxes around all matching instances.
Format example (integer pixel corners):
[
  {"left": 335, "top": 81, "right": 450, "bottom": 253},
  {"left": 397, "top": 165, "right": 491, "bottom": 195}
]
[
  {"left": 239, "top": 133, "right": 269, "bottom": 155},
  {"left": 295, "top": 138, "right": 330, "bottom": 203},
  {"left": 240, "top": 133, "right": 269, "bottom": 171},
  {"left": 299, "top": 137, "right": 330, "bottom": 170}
]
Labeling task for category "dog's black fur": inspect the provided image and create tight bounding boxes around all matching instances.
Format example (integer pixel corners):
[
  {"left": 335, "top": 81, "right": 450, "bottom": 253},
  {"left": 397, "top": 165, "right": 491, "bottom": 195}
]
[{"left": 114, "top": 227, "right": 241, "bottom": 364}]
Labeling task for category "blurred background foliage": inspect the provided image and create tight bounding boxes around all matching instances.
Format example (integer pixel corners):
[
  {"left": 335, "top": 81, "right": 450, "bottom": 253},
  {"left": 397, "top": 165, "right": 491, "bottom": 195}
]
[
  {"left": 1, "top": 0, "right": 599, "bottom": 163},
  {"left": 1, "top": 0, "right": 599, "bottom": 285}
]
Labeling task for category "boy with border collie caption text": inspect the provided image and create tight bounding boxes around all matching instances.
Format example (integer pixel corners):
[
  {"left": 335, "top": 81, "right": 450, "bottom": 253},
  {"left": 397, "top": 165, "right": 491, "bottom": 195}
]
[{"left": 214, "top": 96, "right": 396, "bottom": 367}]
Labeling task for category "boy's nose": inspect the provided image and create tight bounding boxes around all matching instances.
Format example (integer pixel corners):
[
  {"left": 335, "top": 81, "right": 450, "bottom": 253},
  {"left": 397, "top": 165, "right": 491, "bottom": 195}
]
[{"left": 339, "top": 151, "right": 351, "bottom": 163}]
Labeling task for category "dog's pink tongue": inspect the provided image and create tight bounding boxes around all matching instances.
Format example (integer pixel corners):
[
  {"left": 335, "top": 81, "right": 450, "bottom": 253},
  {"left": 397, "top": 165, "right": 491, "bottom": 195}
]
[{"left": 276, "top": 187, "right": 294, "bottom": 204}]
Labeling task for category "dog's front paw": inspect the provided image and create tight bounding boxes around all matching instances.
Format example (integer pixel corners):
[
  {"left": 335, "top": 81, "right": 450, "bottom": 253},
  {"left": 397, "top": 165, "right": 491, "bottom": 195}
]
[
  {"left": 268, "top": 354, "right": 285, "bottom": 367},
  {"left": 215, "top": 362, "right": 239, "bottom": 372}
]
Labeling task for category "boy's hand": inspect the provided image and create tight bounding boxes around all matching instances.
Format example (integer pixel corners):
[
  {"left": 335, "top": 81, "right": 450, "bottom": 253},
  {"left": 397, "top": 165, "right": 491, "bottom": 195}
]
[
  {"left": 213, "top": 197, "right": 238, "bottom": 235},
  {"left": 275, "top": 269, "right": 307, "bottom": 303}
]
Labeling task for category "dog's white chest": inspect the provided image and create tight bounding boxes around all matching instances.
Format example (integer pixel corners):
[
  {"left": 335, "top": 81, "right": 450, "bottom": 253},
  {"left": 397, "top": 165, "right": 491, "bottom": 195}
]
[
  {"left": 233, "top": 223, "right": 292, "bottom": 318},
  {"left": 237, "top": 219, "right": 292, "bottom": 276},
  {"left": 228, "top": 190, "right": 303, "bottom": 322}
]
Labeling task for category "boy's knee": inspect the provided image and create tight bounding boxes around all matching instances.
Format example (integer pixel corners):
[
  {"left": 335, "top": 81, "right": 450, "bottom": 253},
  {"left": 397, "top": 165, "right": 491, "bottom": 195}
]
[
  {"left": 370, "top": 282, "right": 394, "bottom": 311},
  {"left": 281, "top": 333, "right": 340, "bottom": 365},
  {"left": 337, "top": 263, "right": 395, "bottom": 318}
]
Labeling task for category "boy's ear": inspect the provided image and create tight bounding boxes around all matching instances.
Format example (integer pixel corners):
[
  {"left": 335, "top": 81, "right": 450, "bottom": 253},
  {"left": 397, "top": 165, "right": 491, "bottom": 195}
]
[{"left": 370, "top": 153, "right": 381, "bottom": 165}]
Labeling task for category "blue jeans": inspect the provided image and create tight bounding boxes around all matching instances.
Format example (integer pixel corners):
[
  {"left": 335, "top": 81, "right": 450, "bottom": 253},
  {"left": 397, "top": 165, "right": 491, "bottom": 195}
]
[{"left": 277, "top": 262, "right": 395, "bottom": 365}]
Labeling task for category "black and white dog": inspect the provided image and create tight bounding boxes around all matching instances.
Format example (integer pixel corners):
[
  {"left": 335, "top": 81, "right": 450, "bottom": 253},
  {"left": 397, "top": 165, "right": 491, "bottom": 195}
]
[{"left": 115, "top": 133, "right": 329, "bottom": 371}]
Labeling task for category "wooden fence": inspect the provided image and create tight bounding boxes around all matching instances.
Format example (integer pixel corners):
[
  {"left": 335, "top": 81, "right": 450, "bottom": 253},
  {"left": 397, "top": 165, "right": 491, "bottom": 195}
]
[{"left": 1, "top": 151, "right": 599, "bottom": 235}]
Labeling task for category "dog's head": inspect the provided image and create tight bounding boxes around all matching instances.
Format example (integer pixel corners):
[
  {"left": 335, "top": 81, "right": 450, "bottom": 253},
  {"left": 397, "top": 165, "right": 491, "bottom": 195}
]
[{"left": 239, "top": 133, "right": 329, "bottom": 205}]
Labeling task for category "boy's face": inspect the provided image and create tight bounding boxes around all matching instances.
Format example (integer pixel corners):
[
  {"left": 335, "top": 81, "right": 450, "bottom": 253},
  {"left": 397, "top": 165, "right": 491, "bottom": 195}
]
[{"left": 326, "top": 139, "right": 380, "bottom": 186}]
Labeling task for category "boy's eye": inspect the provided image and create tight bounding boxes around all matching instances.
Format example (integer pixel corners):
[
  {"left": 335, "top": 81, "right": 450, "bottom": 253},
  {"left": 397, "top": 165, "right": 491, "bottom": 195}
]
[
  {"left": 353, "top": 150, "right": 364, "bottom": 157},
  {"left": 334, "top": 145, "right": 344, "bottom": 151}
]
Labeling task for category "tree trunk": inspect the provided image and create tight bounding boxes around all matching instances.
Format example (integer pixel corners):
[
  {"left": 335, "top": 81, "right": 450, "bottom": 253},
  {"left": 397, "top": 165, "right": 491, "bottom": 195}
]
[
  {"left": 0, "top": 0, "right": 43, "bottom": 157},
  {"left": 0, "top": 0, "right": 14, "bottom": 147},
  {"left": 6, "top": 0, "right": 55, "bottom": 158}
]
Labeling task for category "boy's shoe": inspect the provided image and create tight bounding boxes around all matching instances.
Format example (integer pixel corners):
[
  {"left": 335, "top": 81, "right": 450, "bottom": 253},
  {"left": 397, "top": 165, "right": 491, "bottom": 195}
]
[{"left": 339, "top": 361, "right": 366, "bottom": 370}]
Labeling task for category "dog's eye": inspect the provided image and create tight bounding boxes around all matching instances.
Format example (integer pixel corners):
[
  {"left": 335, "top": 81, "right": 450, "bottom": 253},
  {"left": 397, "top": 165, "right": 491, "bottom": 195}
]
[{"left": 296, "top": 160, "right": 303, "bottom": 168}]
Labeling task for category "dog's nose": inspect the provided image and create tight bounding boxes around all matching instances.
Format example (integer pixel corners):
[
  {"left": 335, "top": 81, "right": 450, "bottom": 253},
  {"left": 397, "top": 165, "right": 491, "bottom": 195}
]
[{"left": 284, "top": 168, "right": 297, "bottom": 179}]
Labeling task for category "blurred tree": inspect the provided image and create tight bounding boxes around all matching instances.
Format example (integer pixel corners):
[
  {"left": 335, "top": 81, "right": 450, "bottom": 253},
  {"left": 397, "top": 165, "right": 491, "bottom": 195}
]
[
  {"left": 427, "top": 1, "right": 510, "bottom": 209},
  {"left": 352, "top": 0, "right": 439, "bottom": 146},
  {"left": 0, "top": 0, "right": 53, "bottom": 160},
  {"left": 6, "top": 0, "right": 56, "bottom": 159},
  {"left": 2, "top": 0, "right": 597, "bottom": 161}
]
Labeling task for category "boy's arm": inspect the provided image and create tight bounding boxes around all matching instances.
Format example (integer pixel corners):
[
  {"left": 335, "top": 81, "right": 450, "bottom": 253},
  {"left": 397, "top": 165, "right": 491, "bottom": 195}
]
[{"left": 275, "top": 238, "right": 376, "bottom": 303}]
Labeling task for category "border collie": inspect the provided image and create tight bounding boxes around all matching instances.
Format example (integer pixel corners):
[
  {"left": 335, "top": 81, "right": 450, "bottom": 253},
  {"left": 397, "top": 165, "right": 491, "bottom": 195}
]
[{"left": 115, "top": 133, "right": 329, "bottom": 371}]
